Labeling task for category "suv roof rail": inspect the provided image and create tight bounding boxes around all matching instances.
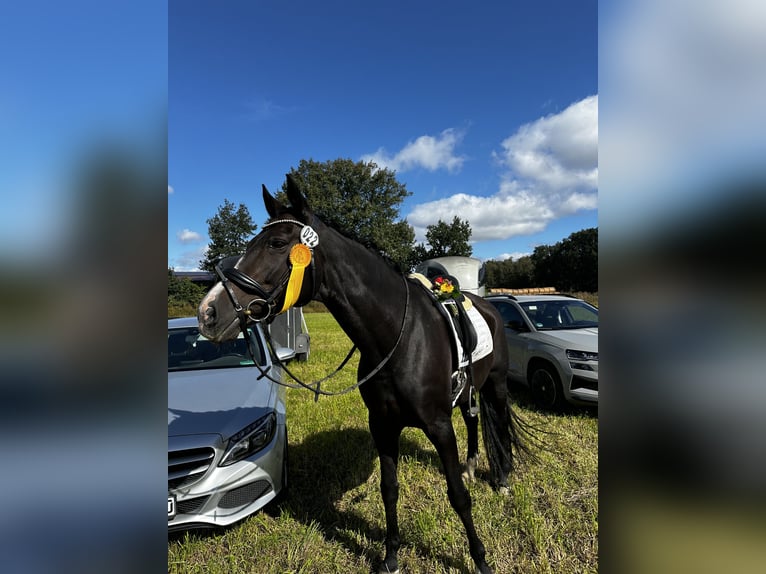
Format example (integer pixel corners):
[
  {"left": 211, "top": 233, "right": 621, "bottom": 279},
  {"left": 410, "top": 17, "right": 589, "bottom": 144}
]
[{"left": 486, "top": 286, "right": 558, "bottom": 295}]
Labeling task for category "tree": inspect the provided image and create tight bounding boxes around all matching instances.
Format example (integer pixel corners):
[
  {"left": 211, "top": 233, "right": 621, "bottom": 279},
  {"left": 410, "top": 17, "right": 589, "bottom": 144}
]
[
  {"left": 280, "top": 159, "right": 415, "bottom": 270},
  {"left": 556, "top": 227, "right": 598, "bottom": 292},
  {"left": 531, "top": 227, "right": 597, "bottom": 292},
  {"left": 484, "top": 256, "right": 534, "bottom": 289},
  {"left": 199, "top": 199, "right": 257, "bottom": 273},
  {"left": 530, "top": 244, "right": 559, "bottom": 288},
  {"left": 420, "top": 216, "right": 473, "bottom": 259},
  {"left": 511, "top": 256, "right": 535, "bottom": 287},
  {"left": 168, "top": 268, "right": 206, "bottom": 308}
]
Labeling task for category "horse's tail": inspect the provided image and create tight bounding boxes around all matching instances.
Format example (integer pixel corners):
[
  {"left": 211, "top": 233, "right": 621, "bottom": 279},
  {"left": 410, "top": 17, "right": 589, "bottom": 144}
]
[{"left": 479, "top": 388, "right": 542, "bottom": 486}]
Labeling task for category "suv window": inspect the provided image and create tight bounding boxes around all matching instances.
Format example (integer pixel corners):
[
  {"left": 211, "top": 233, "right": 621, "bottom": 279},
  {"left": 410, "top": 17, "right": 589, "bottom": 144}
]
[
  {"left": 520, "top": 300, "right": 598, "bottom": 330},
  {"left": 492, "top": 301, "right": 527, "bottom": 329}
]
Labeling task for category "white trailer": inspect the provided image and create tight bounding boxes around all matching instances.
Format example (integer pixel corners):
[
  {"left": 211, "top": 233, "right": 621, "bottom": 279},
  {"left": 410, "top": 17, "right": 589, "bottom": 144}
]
[
  {"left": 268, "top": 307, "right": 310, "bottom": 361},
  {"left": 414, "top": 256, "right": 487, "bottom": 296}
]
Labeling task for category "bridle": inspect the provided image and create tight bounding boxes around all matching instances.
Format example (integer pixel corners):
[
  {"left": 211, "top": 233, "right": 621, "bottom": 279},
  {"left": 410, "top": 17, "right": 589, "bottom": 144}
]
[
  {"left": 213, "top": 218, "right": 319, "bottom": 330},
  {"left": 212, "top": 216, "right": 411, "bottom": 400}
]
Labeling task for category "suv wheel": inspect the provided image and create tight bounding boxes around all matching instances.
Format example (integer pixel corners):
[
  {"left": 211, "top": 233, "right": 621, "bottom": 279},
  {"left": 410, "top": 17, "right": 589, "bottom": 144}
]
[{"left": 529, "top": 364, "right": 563, "bottom": 410}]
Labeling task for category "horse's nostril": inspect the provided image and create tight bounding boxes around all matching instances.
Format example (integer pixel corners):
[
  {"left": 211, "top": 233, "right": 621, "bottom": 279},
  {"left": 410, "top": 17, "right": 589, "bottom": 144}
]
[{"left": 200, "top": 304, "right": 216, "bottom": 325}]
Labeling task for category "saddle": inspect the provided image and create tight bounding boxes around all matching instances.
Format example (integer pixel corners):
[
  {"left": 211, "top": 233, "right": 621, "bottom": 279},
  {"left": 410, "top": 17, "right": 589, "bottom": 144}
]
[
  {"left": 442, "top": 298, "right": 478, "bottom": 360},
  {"left": 409, "top": 272, "right": 479, "bottom": 361},
  {"left": 409, "top": 273, "right": 489, "bottom": 412}
]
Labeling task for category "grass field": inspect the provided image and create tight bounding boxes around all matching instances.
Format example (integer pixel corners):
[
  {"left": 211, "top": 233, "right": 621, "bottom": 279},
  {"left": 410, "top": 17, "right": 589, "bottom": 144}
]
[{"left": 168, "top": 313, "right": 598, "bottom": 574}]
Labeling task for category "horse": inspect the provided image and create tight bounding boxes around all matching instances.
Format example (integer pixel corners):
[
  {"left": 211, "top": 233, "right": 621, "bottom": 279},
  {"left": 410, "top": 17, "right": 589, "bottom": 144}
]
[{"left": 198, "top": 175, "right": 529, "bottom": 574}]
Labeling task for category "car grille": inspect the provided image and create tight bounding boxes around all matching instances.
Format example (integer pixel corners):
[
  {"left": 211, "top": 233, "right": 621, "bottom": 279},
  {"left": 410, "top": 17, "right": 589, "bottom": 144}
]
[
  {"left": 218, "top": 480, "right": 272, "bottom": 509},
  {"left": 176, "top": 495, "right": 209, "bottom": 515},
  {"left": 571, "top": 375, "right": 597, "bottom": 391},
  {"left": 169, "top": 447, "right": 216, "bottom": 490}
]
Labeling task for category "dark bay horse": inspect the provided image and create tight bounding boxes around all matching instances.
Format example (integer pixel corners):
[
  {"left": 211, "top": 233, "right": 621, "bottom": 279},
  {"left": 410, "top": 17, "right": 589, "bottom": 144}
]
[{"left": 198, "top": 175, "right": 528, "bottom": 574}]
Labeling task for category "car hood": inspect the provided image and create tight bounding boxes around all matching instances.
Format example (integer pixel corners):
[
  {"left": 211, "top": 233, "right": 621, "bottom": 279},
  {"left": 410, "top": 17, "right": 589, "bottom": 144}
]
[
  {"left": 536, "top": 327, "right": 598, "bottom": 352},
  {"left": 168, "top": 367, "right": 275, "bottom": 440}
]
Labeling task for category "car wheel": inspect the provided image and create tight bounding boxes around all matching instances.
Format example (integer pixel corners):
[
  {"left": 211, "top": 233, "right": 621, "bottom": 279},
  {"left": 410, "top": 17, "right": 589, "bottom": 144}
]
[{"left": 529, "top": 364, "right": 563, "bottom": 410}]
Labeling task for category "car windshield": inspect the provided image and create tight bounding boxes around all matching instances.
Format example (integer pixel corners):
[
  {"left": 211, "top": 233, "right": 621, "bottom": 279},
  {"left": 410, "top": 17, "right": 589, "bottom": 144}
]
[
  {"left": 168, "top": 327, "right": 266, "bottom": 371},
  {"left": 520, "top": 300, "right": 598, "bottom": 331}
]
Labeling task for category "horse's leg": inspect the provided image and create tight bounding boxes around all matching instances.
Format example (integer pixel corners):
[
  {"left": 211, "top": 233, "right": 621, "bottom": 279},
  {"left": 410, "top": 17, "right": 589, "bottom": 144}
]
[
  {"left": 369, "top": 415, "right": 403, "bottom": 574},
  {"left": 426, "top": 417, "right": 494, "bottom": 574},
  {"left": 459, "top": 402, "right": 480, "bottom": 483}
]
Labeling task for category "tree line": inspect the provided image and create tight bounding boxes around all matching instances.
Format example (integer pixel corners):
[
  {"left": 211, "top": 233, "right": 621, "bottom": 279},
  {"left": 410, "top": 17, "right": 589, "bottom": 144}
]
[
  {"left": 483, "top": 227, "right": 597, "bottom": 293},
  {"left": 170, "top": 158, "right": 596, "bottom": 310}
]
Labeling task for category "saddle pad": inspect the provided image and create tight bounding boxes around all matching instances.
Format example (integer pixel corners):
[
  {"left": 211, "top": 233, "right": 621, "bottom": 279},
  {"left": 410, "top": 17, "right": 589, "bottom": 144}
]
[
  {"left": 408, "top": 273, "right": 493, "bottom": 368},
  {"left": 454, "top": 305, "right": 493, "bottom": 368}
]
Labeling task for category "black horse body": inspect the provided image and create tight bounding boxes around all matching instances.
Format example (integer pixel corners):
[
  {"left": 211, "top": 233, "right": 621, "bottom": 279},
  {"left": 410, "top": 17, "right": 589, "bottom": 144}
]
[{"left": 198, "top": 176, "right": 522, "bottom": 574}]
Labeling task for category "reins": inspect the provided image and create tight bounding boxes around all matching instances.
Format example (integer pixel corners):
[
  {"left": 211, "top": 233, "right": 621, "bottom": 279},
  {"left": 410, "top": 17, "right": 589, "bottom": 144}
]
[
  {"left": 240, "top": 274, "right": 410, "bottom": 402},
  {"left": 216, "top": 212, "right": 411, "bottom": 401}
]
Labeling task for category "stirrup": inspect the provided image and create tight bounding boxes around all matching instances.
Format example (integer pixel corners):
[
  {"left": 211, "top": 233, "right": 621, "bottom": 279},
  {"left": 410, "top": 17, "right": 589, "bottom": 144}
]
[{"left": 451, "top": 369, "right": 467, "bottom": 407}]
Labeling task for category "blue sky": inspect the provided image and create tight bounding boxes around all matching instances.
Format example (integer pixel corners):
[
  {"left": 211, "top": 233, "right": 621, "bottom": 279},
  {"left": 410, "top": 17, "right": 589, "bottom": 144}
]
[
  {"left": 0, "top": 1, "right": 166, "bottom": 262},
  {"left": 169, "top": 1, "right": 598, "bottom": 270}
]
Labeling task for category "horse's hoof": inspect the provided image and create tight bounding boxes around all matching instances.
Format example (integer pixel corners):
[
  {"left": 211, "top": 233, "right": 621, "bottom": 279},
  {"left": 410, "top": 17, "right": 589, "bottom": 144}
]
[
  {"left": 378, "top": 559, "right": 399, "bottom": 574},
  {"left": 462, "top": 457, "right": 478, "bottom": 482},
  {"left": 498, "top": 485, "right": 510, "bottom": 496}
]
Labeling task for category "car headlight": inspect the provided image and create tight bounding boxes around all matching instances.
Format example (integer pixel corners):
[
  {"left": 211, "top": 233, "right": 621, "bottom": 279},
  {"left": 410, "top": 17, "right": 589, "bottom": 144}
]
[
  {"left": 220, "top": 412, "right": 276, "bottom": 467},
  {"left": 566, "top": 349, "right": 598, "bottom": 361}
]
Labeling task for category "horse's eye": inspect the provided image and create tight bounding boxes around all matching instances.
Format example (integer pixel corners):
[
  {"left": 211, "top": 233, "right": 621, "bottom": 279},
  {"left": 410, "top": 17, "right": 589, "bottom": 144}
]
[{"left": 268, "top": 238, "right": 288, "bottom": 249}]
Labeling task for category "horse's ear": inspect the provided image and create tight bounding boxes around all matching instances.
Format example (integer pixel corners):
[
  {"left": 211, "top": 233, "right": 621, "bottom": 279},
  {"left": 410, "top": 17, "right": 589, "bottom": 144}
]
[
  {"left": 285, "top": 173, "right": 312, "bottom": 222},
  {"left": 262, "top": 184, "right": 282, "bottom": 218}
]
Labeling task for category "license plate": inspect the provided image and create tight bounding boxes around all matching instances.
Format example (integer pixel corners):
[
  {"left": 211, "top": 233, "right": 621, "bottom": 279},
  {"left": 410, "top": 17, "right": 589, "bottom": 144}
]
[{"left": 168, "top": 495, "right": 176, "bottom": 520}]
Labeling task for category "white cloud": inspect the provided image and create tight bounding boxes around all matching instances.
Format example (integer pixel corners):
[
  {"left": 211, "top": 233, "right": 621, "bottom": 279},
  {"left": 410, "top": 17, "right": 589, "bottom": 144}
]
[
  {"left": 168, "top": 185, "right": 174, "bottom": 194},
  {"left": 409, "top": 188, "right": 553, "bottom": 242},
  {"left": 170, "top": 244, "right": 208, "bottom": 272},
  {"left": 408, "top": 96, "right": 598, "bottom": 243},
  {"left": 492, "top": 251, "right": 532, "bottom": 262},
  {"left": 243, "top": 97, "right": 299, "bottom": 122},
  {"left": 361, "top": 128, "right": 466, "bottom": 173},
  {"left": 177, "top": 228, "right": 203, "bottom": 243},
  {"left": 495, "top": 95, "right": 598, "bottom": 191}
]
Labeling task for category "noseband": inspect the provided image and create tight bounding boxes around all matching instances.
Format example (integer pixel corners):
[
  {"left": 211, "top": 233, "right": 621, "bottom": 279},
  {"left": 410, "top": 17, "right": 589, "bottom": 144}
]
[{"left": 214, "top": 218, "right": 319, "bottom": 329}]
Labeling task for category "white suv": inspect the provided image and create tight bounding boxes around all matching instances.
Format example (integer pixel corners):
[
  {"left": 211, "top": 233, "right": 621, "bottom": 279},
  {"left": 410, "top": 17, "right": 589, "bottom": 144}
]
[{"left": 485, "top": 294, "right": 598, "bottom": 409}]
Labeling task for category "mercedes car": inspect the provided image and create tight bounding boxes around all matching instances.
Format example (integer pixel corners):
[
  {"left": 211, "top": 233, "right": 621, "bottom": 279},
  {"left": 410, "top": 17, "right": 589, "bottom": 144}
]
[{"left": 168, "top": 317, "right": 292, "bottom": 531}]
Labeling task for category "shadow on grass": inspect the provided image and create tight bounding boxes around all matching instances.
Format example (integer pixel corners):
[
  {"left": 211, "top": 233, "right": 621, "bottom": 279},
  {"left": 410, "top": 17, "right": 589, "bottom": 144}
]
[
  {"left": 270, "top": 427, "right": 475, "bottom": 573},
  {"left": 168, "top": 425, "right": 525, "bottom": 573},
  {"left": 507, "top": 379, "right": 598, "bottom": 419}
]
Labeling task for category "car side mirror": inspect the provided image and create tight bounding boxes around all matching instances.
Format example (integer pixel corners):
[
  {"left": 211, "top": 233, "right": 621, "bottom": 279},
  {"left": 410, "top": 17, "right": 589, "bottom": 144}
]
[
  {"left": 506, "top": 320, "right": 528, "bottom": 332},
  {"left": 275, "top": 346, "right": 296, "bottom": 363}
]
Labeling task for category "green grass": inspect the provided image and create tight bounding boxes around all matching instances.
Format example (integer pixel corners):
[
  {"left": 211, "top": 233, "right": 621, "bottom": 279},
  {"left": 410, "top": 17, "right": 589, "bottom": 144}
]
[{"left": 168, "top": 313, "right": 598, "bottom": 574}]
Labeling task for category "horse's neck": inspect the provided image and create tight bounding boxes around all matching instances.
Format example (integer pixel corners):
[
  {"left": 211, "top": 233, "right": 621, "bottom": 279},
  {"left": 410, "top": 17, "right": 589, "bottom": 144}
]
[{"left": 317, "top": 229, "right": 405, "bottom": 355}]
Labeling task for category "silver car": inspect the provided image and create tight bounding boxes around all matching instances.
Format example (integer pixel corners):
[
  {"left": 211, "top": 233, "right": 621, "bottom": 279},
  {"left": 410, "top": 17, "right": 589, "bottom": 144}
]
[
  {"left": 168, "top": 317, "right": 291, "bottom": 531},
  {"left": 485, "top": 295, "right": 598, "bottom": 409}
]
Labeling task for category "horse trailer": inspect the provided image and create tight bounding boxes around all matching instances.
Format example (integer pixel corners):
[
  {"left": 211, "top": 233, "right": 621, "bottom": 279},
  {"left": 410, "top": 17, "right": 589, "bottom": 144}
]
[
  {"left": 268, "top": 306, "right": 310, "bottom": 361},
  {"left": 414, "top": 256, "right": 487, "bottom": 296}
]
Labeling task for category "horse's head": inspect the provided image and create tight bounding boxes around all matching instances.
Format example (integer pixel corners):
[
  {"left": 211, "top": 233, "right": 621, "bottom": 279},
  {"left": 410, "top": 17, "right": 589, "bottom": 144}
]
[{"left": 198, "top": 174, "right": 319, "bottom": 342}]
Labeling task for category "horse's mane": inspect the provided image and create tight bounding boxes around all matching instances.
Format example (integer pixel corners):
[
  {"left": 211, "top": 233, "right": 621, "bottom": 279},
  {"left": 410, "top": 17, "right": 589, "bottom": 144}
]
[{"left": 273, "top": 204, "right": 406, "bottom": 274}]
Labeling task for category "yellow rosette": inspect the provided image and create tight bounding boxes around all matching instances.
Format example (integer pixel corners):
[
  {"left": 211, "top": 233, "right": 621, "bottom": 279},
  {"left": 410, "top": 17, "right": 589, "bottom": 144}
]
[
  {"left": 280, "top": 244, "right": 312, "bottom": 313},
  {"left": 289, "top": 243, "right": 312, "bottom": 268}
]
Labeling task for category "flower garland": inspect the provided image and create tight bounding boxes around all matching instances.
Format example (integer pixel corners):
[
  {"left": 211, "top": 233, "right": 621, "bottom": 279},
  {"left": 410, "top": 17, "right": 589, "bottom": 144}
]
[{"left": 432, "top": 275, "right": 462, "bottom": 302}]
